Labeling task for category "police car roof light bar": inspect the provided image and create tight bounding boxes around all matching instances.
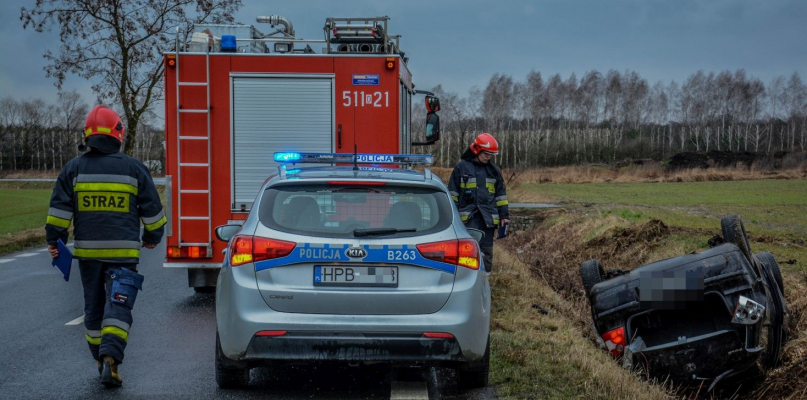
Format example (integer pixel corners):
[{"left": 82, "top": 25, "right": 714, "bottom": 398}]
[{"left": 273, "top": 152, "right": 434, "bottom": 166}]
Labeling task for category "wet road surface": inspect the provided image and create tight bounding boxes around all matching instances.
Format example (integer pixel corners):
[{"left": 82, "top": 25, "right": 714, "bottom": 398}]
[{"left": 0, "top": 243, "right": 494, "bottom": 399}]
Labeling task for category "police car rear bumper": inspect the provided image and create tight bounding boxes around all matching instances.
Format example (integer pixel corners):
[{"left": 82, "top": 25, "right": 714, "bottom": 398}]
[{"left": 242, "top": 332, "right": 464, "bottom": 365}]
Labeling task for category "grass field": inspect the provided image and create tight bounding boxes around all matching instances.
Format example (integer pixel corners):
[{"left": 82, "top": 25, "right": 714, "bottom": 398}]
[
  {"left": 2, "top": 176, "right": 806, "bottom": 398},
  {"left": 0, "top": 188, "right": 51, "bottom": 236},
  {"left": 493, "top": 178, "right": 807, "bottom": 399},
  {"left": 0, "top": 184, "right": 52, "bottom": 254}
]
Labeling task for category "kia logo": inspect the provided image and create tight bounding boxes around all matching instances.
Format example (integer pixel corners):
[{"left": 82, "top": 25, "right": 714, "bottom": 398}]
[{"left": 345, "top": 247, "right": 367, "bottom": 258}]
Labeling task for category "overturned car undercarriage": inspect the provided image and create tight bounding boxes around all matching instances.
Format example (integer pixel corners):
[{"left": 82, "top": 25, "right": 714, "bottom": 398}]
[{"left": 580, "top": 215, "right": 789, "bottom": 390}]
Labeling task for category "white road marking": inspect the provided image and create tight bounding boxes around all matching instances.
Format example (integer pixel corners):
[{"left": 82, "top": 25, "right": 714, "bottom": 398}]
[
  {"left": 16, "top": 253, "right": 38, "bottom": 258},
  {"left": 390, "top": 382, "right": 429, "bottom": 400},
  {"left": 66, "top": 315, "right": 85, "bottom": 326},
  {"left": 39, "top": 248, "right": 50, "bottom": 252},
  {"left": 0, "top": 259, "right": 13, "bottom": 264}
]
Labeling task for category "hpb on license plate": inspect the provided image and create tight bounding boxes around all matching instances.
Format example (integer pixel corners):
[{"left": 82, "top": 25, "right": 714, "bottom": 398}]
[{"left": 314, "top": 266, "right": 398, "bottom": 287}]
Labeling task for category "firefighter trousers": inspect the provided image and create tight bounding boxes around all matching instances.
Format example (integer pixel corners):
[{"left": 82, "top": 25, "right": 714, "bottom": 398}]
[
  {"left": 465, "top": 214, "right": 496, "bottom": 273},
  {"left": 79, "top": 260, "right": 143, "bottom": 364}
]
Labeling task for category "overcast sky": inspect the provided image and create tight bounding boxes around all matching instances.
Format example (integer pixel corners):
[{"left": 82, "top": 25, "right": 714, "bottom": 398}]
[{"left": 1, "top": 0, "right": 806, "bottom": 127}]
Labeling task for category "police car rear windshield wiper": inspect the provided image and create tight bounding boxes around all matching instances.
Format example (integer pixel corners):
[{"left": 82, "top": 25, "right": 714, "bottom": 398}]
[{"left": 353, "top": 228, "right": 416, "bottom": 237}]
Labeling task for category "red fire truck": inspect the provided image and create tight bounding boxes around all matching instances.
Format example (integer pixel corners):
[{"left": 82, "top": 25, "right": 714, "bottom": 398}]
[{"left": 163, "top": 16, "right": 441, "bottom": 290}]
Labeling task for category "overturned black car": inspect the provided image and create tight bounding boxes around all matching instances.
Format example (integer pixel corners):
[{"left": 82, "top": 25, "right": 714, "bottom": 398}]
[{"left": 580, "top": 215, "right": 788, "bottom": 386}]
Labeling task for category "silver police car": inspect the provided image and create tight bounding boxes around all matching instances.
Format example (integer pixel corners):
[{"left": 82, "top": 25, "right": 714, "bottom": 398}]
[{"left": 214, "top": 153, "right": 491, "bottom": 389}]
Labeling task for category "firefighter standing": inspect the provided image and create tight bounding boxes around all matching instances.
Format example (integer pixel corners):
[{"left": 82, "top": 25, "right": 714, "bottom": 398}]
[
  {"left": 448, "top": 133, "right": 509, "bottom": 273},
  {"left": 46, "top": 105, "right": 166, "bottom": 387}
]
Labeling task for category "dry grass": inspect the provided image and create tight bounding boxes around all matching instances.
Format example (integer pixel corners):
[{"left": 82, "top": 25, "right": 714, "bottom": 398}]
[
  {"left": 509, "top": 164, "right": 807, "bottom": 186},
  {"left": 0, "top": 170, "right": 59, "bottom": 179},
  {"left": 0, "top": 227, "right": 47, "bottom": 255},
  {"left": 491, "top": 246, "right": 674, "bottom": 399},
  {"left": 499, "top": 210, "right": 807, "bottom": 399}
]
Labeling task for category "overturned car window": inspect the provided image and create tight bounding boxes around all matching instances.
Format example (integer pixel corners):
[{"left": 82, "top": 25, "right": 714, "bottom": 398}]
[{"left": 258, "top": 183, "right": 453, "bottom": 238}]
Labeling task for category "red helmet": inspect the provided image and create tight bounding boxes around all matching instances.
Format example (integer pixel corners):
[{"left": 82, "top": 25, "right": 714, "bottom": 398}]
[
  {"left": 470, "top": 133, "right": 499, "bottom": 155},
  {"left": 84, "top": 105, "right": 125, "bottom": 142}
]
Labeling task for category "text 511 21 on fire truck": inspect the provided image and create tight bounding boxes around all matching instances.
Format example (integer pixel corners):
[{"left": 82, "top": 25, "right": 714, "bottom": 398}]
[{"left": 162, "top": 16, "right": 441, "bottom": 290}]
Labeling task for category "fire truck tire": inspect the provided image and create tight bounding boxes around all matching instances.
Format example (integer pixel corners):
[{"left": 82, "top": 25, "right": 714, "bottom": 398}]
[
  {"left": 580, "top": 259, "right": 605, "bottom": 296},
  {"left": 721, "top": 214, "right": 753, "bottom": 264},
  {"left": 216, "top": 333, "right": 250, "bottom": 388},
  {"left": 194, "top": 286, "right": 216, "bottom": 293}
]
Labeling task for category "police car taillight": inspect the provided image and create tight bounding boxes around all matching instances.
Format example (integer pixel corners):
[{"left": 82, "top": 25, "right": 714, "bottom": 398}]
[
  {"left": 229, "top": 235, "right": 296, "bottom": 267},
  {"left": 416, "top": 239, "right": 479, "bottom": 270}
]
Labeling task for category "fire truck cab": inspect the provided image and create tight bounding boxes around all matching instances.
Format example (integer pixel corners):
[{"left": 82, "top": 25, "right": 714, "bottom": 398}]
[{"left": 163, "top": 16, "right": 441, "bottom": 290}]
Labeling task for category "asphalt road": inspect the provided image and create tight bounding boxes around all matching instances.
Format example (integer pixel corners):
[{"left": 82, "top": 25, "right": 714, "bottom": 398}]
[{"left": 0, "top": 243, "right": 493, "bottom": 399}]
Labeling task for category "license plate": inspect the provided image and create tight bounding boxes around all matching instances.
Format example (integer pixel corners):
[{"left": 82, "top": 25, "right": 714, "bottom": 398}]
[
  {"left": 313, "top": 266, "right": 398, "bottom": 287},
  {"left": 639, "top": 269, "right": 704, "bottom": 310}
]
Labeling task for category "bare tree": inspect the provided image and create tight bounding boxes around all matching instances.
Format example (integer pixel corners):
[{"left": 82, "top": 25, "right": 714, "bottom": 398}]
[{"left": 21, "top": 0, "right": 241, "bottom": 155}]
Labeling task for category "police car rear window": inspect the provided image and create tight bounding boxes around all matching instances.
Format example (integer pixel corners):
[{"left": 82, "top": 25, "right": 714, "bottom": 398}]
[{"left": 258, "top": 183, "right": 452, "bottom": 238}]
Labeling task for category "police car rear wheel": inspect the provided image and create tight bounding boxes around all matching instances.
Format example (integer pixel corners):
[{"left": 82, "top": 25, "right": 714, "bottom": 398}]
[
  {"left": 457, "top": 335, "right": 490, "bottom": 390},
  {"left": 216, "top": 333, "right": 249, "bottom": 388}
]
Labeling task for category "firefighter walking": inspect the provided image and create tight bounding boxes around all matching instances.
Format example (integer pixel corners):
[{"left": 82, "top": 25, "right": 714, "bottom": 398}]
[
  {"left": 46, "top": 105, "right": 166, "bottom": 387},
  {"left": 448, "top": 133, "right": 509, "bottom": 273}
]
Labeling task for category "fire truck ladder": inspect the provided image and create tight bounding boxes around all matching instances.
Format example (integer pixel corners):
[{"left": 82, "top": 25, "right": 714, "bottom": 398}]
[{"left": 174, "top": 43, "right": 212, "bottom": 249}]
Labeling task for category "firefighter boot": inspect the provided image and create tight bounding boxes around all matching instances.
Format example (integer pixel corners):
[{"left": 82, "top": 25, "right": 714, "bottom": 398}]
[
  {"left": 96, "top": 360, "right": 102, "bottom": 376},
  {"left": 100, "top": 356, "right": 122, "bottom": 387}
]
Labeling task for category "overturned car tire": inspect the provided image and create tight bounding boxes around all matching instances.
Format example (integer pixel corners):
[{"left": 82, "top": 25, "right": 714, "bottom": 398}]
[
  {"left": 721, "top": 215, "right": 753, "bottom": 264},
  {"left": 580, "top": 259, "right": 605, "bottom": 296},
  {"left": 755, "top": 252, "right": 784, "bottom": 293},
  {"left": 754, "top": 252, "right": 788, "bottom": 369}
]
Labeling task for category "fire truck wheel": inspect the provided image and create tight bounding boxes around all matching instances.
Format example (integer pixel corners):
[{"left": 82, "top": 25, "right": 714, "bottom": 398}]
[{"left": 194, "top": 286, "right": 216, "bottom": 294}]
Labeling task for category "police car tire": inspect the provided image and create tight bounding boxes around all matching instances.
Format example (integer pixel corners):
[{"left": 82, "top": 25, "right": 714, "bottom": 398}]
[
  {"left": 458, "top": 335, "right": 490, "bottom": 390},
  {"left": 721, "top": 215, "right": 753, "bottom": 264},
  {"left": 580, "top": 259, "right": 605, "bottom": 296},
  {"left": 216, "top": 333, "right": 249, "bottom": 388}
]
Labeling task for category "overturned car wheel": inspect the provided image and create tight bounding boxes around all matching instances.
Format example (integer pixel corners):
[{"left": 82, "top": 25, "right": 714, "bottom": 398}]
[
  {"left": 580, "top": 259, "right": 605, "bottom": 296},
  {"left": 721, "top": 215, "right": 753, "bottom": 263},
  {"left": 754, "top": 252, "right": 788, "bottom": 369},
  {"left": 756, "top": 252, "right": 784, "bottom": 293}
]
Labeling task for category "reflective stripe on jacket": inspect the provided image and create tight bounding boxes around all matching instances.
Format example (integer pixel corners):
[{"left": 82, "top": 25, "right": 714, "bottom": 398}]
[
  {"left": 46, "top": 151, "right": 165, "bottom": 263},
  {"left": 447, "top": 158, "right": 509, "bottom": 228}
]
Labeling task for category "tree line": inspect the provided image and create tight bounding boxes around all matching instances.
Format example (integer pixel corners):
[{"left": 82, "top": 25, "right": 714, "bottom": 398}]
[
  {"left": 421, "top": 69, "right": 807, "bottom": 168},
  {"left": 0, "top": 92, "right": 163, "bottom": 172},
  {"left": 2, "top": 69, "right": 806, "bottom": 172}
]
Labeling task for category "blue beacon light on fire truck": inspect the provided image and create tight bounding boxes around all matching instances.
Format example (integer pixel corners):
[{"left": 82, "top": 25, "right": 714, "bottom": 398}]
[{"left": 273, "top": 152, "right": 434, "bottom": 166}]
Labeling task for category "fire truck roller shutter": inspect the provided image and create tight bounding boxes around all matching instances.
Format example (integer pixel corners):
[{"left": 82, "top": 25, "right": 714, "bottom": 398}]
[{"left": 232, "top": 76, "right": 334, "bottom": 207}]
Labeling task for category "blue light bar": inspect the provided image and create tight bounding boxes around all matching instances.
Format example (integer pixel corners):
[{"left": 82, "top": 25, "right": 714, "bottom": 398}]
[
  {"left": 273, "top": 152, "right": 434, "bottom": 166},
  {"left": 274, "top": 152, "right": 301, "bottom": 162}
]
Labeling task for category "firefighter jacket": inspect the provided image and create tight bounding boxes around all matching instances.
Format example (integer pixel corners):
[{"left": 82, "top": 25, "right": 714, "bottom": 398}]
[
  {"left": 447, "top": 155, "right": 509, "bottom": 228},
  {"left": 46, "top": 151, "right": 166, "bottom": 263}
]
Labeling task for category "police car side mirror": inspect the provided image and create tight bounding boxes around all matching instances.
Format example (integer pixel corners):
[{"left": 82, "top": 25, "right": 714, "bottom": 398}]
[
  {"left": 425, "top": 113, "right": 440, "bottom": 142},
  {"left": 215, "top": 224, "right": 241, "bottom": 242}
]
